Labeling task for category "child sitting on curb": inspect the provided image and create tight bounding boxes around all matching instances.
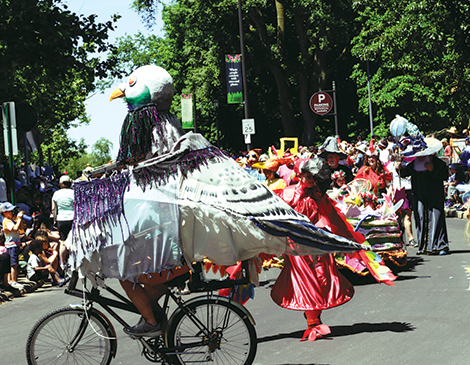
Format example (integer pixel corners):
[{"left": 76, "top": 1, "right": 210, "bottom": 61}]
[{"left": 27, "top": 239, "right": 64, "bottom": 286}]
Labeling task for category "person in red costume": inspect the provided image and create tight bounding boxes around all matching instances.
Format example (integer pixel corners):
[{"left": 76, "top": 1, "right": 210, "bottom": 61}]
[
  {"left": 355, "top": 149, "right": 392, "bottom": 194},
  {"left": 271, "top": 157, "right": 366, "bottom": 342}
]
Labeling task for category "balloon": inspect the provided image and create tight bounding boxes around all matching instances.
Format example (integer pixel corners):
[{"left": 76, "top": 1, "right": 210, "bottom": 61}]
[{"left": 390, "top": 115, "right": 407, "bottom": 137}]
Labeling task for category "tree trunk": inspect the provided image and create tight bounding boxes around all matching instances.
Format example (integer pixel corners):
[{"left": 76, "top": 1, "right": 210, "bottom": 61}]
[{"left": 248, "top": 7, "right": 296, "bottom": 136}]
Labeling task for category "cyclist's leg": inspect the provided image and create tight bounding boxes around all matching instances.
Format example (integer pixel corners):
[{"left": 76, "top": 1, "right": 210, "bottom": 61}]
[
  {"left": 119, "top": 266, "right": 190, "bottom": 333},
  {"left": 120, "top": 280, "right": 158, "bottom": 325},
  {"left": 142, "top": 283, "right": 166, "bottom": 314}
]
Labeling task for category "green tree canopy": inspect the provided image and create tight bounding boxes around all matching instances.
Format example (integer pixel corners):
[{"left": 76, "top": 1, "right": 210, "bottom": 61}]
[
  {"left": 1, "top": 0, "right": 122, "bottom": 166},
  {"left": 118, "top": 0, "right": 363, "bottom": 150},
  {"left": 89, "top": 137, "right": 113, "bottom": 167},
  {"left": 120, "top": 0, "right": 470, "bottom": 148},
  {"left": 351, "top": 0, "right": 470, "bottom": 136}
]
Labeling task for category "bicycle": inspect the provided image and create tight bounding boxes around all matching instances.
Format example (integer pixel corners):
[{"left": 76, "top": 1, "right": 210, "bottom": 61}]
[{"left": 25, "top": 261, "right": 257, "bottom": 365}]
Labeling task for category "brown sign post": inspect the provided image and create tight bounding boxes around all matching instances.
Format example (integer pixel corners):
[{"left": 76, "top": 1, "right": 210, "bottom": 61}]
[
  {"left": 309, "top": 91, "right": 333, "bottom": 115},
  {"left": 309, "top": 85, "right": 339, "bottom": 137}
]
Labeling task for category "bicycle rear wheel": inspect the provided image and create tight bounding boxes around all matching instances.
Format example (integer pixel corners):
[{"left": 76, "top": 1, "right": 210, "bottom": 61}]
[
  {"left": 26, "top": 306, "right": 114, "bottom": 365},
  {"left": 166, "top": 297, "right": 257, "bottom": 365}
]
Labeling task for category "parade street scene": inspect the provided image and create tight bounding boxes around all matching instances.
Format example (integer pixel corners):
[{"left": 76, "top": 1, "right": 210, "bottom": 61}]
[
  {"left": 3, "top": 218, "right": 470, "bottom": 364},
  {"left": 2, "top": 1, "right": 470, "bottom": 365}
]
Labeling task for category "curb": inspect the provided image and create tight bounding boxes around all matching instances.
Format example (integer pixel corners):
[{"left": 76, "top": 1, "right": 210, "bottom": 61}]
[
  {"left": 444, "top": 207, "right": 466, "bottom": 219},
  {"left": 0, "top": 278, "right": 41, "bottom": 304}
]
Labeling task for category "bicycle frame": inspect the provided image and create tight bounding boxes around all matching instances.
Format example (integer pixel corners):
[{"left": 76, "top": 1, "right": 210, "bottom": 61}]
[{"left": 63, "top": 261, "right": 254, "bottom": 360}]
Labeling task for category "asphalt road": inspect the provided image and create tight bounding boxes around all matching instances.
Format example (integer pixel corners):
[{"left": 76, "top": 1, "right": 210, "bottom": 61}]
[{"left": 2, "top": 217, "right": 470, "bottom": 365}]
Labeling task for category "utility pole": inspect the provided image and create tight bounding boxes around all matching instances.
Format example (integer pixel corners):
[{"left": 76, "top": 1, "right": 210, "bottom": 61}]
[{"left": 237, "top": 0, "right": 251, "bottom": 150}]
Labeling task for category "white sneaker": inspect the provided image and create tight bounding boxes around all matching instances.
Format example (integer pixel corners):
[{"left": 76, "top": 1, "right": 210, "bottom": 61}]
[{"left": 10, "top": 282, "right": 24, "bottom": 290}]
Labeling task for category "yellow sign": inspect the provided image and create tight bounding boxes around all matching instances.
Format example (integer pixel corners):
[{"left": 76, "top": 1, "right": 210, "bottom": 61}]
[{"left": 278, "top": 137, "right": 298, "bottom": 156}]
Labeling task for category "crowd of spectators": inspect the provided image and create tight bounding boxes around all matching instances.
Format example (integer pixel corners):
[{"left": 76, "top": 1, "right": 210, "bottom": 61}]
[{"left": 0, "top": 162, "right": 73, "bottom": 294}]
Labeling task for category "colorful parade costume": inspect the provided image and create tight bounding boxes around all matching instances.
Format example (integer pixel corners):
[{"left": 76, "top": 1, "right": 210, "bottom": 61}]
[
  {"left": 269, "top": 159, "right": 368, "bottom": 341},
  {"left": 271, "top": 183, "right": 363, "bottom": 311},
  {"left": 68, "top": 65, "right": 365, "bottom": 283},
  {"left": 391, "top": 115, "right": 449, "bottom": 254}
]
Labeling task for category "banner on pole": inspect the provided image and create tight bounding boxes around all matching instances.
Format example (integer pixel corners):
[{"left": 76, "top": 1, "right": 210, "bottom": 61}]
[
  {"left": 181, "top": 94, "right": 194, "bottom": 129},
  {"left": 226, "top": 54, "right": 243, "bottom": 104}
]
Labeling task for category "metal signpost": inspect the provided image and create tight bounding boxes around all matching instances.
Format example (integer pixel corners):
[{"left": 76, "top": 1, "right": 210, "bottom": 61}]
[
  {"left": 309, "top": 82, "right": 339, "bottom": 137},
  {"left": 2, "top": 102, "right": 19, "bottom": 203},
  {"left": 242, "top": 118, "right": 255, "bottom": 149}
]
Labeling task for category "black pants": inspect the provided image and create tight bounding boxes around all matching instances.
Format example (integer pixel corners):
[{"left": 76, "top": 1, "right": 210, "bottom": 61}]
[
  {"left": 29, "top": 271, "right": 49, "bottom": 282},
  {"left": 0, "top": 252, "right": 11, "bottom": 278},
  {"left": 414, "top": 196, "right": 449, "bottom": 252}
]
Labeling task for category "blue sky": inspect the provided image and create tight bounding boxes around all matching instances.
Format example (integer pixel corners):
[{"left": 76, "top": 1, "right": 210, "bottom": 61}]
[{"left": 64, "top": 0, "right": 163, "bottom": 158}]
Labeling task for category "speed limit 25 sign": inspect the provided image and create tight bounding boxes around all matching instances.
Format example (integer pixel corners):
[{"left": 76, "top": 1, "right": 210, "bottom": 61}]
[{"left": 242, "top": 119, "right": 255, "bottom": 135}]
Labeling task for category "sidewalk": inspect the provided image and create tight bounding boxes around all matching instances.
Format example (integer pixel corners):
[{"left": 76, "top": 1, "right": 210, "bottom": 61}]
[
  {"left": 0, "top": 277, "right": 40, "bottom": 303},
  {"left": 0, "top": 268, "right": 64, "bottom": 304}
]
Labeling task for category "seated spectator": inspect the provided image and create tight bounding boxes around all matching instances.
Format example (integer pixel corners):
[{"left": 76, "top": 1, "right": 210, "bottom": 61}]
[
  {"left": 27, "top": 239, "right": 64, "bottom": 285},
  {"left": 445, "top": 163, "right": 465, "bottom": 208},
  {"left": 34, "top": 229, "right": 60, "bottom": 256}
]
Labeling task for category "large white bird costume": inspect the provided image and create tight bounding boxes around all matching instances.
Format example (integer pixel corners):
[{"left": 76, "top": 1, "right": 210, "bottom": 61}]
[{"left": 70, "top": 65, "right": 364, "bottom": 281}]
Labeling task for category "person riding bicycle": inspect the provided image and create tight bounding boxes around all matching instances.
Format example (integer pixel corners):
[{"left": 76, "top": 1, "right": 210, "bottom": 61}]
[{"left": 70, "top": 65, "right": 363, "bottom": 339}]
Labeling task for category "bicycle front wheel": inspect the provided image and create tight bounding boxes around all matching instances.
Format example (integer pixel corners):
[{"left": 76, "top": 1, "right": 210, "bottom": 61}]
[
  {"left": 26, "top": 306, "right": 114, "bottom": 365},
  {"left": 166, "top": 297, "right": 257, "bottom": 365}
]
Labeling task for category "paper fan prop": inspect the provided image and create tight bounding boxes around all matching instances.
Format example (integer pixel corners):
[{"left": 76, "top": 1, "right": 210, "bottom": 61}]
[{"left": 343, "top": 179, "right": 370, "bottom": 206}]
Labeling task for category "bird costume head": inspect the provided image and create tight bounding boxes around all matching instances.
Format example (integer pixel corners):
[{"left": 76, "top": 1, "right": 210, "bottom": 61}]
[
  {"left": 110, "top": 65, "right": 175, "bottom": 111},
  {"left": 110, "top": 65, "right": 184, "bottom": 163}
]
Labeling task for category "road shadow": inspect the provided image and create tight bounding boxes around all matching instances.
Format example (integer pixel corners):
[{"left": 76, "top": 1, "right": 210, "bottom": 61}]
[
  {"left": 258, "top": 278, "right": 277, "bottom": 288},
  {"left": 328, "top": 321, "right": 415, "bottom": 337},
  {"left": 257, "top": 321, "right": 415, "bottom": 344},
  {"left": 442, "top": 249, "right": 470, "bottom": 255},
  {"left": 392, "top": 255, "right": 425, "bottom": 274}
]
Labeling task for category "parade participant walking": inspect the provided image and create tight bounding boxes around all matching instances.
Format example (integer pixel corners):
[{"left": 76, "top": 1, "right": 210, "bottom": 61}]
[
  {"left": 271, "top": 158, "right": 365, "bottom": 341},
  {"left": 253, "top": 159, "right": 287, "bottom": 191},
  {"left": 319, "top": 136, "right": 353, "bottom": 183},
  {"left": 400, "top": 137, "right": 449, "bottom": 255},
  {"left": 355, "top": 149, "right": 392, "bottom": 195},
  {"left": 244, "top": 149, "right": 266, "bottom": 182}
]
